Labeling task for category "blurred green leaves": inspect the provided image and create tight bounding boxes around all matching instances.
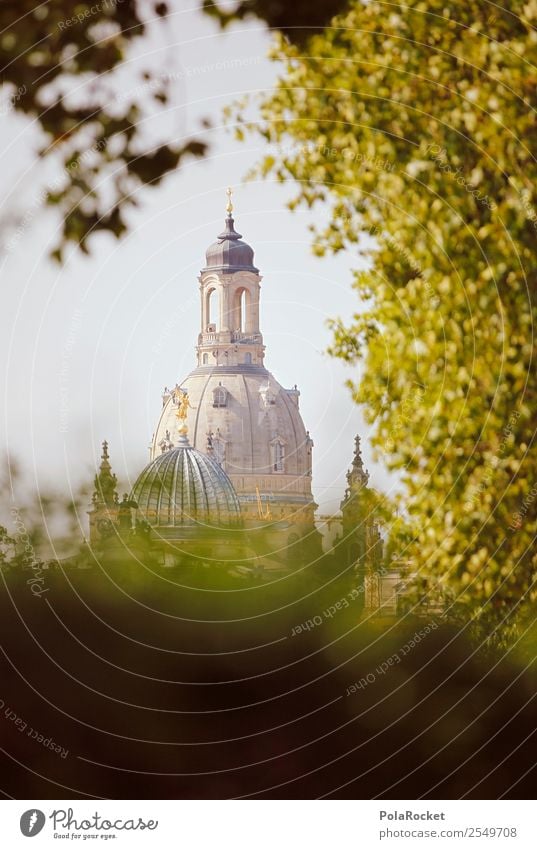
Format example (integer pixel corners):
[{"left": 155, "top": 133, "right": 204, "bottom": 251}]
[
  {"left": 1, "top": 0, "right": 206, "bottom": 260},
  {"left": 229, "top": 0, "right": 537, "bottom": 638},
  {"left": 201, "top": 0, "right": 350, "bottom": 45}
]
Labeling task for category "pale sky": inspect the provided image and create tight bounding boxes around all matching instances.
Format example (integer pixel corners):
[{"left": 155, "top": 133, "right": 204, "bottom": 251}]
[{"left": 0, "top": 3, "right": 394, "bottom": 524}]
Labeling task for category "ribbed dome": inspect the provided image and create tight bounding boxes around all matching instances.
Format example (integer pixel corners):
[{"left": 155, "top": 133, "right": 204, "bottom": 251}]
[
  {"left": 131, "top": 438, "right": 242, "bottom": 529},
  {"left": 203, "top": 215, "right": 258, "bottom": 273}
]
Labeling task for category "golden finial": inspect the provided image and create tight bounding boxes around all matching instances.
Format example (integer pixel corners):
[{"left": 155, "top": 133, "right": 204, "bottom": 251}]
[
  {"left": 226, "top": 186, "right": 233, "bottom": 216},
  {"left": 173, "top": 385, "right": 194, "bottom": 436}
]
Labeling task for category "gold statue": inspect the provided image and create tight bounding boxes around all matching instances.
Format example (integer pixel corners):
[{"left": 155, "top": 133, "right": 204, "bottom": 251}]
[
  {"left": 226, "top": 186, "right": 233, "bottom": 215},
  {"left": 173, "top": 387, "right": 194, "bottom": 434}
]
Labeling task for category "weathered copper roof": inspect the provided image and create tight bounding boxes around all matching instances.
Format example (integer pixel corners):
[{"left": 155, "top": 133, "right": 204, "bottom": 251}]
[{"left": 203, "top": 215, "right": 258, "bottom": 274}]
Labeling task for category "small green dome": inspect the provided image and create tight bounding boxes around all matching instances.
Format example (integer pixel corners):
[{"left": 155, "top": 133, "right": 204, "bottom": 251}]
[{"left": 131, "top": 438, "right": 242, "bottom": 529}]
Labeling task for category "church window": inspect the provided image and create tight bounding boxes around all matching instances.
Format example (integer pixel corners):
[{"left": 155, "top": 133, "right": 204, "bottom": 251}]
[
  {"left": 202, "top": 353, "right": 208, "bottom": 365},
  {"left": 244, "top": 352, "right": 252, "bottom": 365},
  {"left": 272, "top": 440, "right": 285, "bottom": 472},
  {"left": 235, "top": 287, "right": 251, "bottom": 333},
  {"left": 239, "top": 290, "right": 246, "bottom": 332},
  {"left": 212, "top": 384, "right": 228, "bottom": 408}
]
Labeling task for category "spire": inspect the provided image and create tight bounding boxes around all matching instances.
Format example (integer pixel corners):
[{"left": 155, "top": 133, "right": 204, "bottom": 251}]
[
  {"left": 348, "top": 435, "right": 369, "bottom": 489},
  {"left": 93, "top": 440, "right": 118, "bottom": 506},
  {"left": 341, "top": 434, "right": 369, "bottom": 509},
  {"left": 203, "top": 188, "right": 258, "bottom": 273},
  {"left": 226, "top": 186, "right": 233, "bottom": 216},
  {"left": 217, "top": 216, "right": 242, "bottom": 242},
  {"left": 218, "top": 189, "right": 242, "bottom": 241}
]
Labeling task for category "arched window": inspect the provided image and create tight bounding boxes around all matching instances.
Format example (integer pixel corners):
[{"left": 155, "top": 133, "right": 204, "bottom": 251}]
[
  {"left": 234, "top": 287, "right": 251, "bottom": 333},
  {"left": 212, "top": 384, "right": 228, "bottom": 408},
  {"left": 271, "top": 437, "right": 285, "bottom": 472},
  {"left": 202, "top": 353, "right": 209, "bottom": 365},
  {"left": 240, "top": 289, "right": 246, "bottom": 331},
  {"left": 206, "top": 287, "right": 218, "bottom": 330},
  {"left": 244, "top": 352, "right": 252, "bottom": 365}
]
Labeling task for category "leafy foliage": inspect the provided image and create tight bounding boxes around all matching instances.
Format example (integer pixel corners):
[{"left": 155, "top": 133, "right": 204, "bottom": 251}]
[
  {"left": 201, "top": 0, "right": 350, "bottom": 45},
  {"left": 1, "top": 0, "right": 206, "bottom": 259},
  {"left": 230, "top": 0, "right": 537, "bottom": 636},
  {"left": 0, "top": 525, "right": 15, "bottom": 567}
]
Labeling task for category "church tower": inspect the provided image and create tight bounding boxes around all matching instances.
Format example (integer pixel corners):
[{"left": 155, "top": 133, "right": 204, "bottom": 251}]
[
  {"left": 151, "top": 191, "right": 316, "bottom": 547},
  {"left": 197, "top": 188, "right": 265, "bottom": 370}
]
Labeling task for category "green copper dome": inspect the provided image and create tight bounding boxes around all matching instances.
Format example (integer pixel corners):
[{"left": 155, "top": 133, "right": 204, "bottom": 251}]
[{"left": 131, "top": 437, "right": 242, "bottom": 530}]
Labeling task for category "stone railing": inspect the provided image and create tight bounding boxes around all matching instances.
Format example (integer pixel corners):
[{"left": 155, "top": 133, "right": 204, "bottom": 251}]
[{"left": 230, "top": 331, "right": 262, "bottom": 343}]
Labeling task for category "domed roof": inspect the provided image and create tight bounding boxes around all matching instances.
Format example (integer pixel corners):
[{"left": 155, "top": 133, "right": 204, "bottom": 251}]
[
  {"left": 131, "top": 436, "right": 242, "bottom": 529},
  {"left": 151, "top": 369, "right": 315, "bottom": 508},
  {"left": 203, "top": 215, "right": 258, "bottom": 274}
]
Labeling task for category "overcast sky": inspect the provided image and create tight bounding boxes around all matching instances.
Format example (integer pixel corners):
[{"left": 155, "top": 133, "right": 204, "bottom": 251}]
[{"left": 0, "top": 3, "right": 395, "bottom": 523}]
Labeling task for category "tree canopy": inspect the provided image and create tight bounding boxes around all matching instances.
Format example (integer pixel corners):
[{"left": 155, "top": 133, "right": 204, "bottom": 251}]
[
  {"left": 231, "top": 0, "right": 537, "bottom": 638},
  {"left": 1, "top": 0, "right": 205, "bottom": 260},
  {"left": 1, "top": 0, "right": 349, "bottom": 261}
]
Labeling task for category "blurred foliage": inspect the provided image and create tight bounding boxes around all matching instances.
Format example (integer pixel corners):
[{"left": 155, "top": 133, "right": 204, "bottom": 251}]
[
  {"left": 360, "top": 486, "right": 415, "bottom": 568},
  {"left": 1, "top": 551, "right": 536, "bottom": 797},
  {"left": 201, "top": 0, "right": 350, "bottom": 44},
  {"left": 227, "top": 0, "right": 537, "bottom": 639},
  {"left": 1, "top": 494, "right": 535, "bottom": 796},
  {"left": 1, "top": 0, "right": 206, "bottom": 260},
  {"left": 0, "top": 525, "right": 15, "bottom": 566},
  {"left": 1, "top": 0, "right": 353, "bottom": 260}
]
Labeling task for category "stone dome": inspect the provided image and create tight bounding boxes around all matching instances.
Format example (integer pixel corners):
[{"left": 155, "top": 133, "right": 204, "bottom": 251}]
[
  {"left": 131, "top": 436, "right": 242, "bottom": 529},
  {"left": 152, "top": 368, "right": 314, "bottom": 519},
  {"left": 203, "top": 216, "right": 258, "bottom": 274}
]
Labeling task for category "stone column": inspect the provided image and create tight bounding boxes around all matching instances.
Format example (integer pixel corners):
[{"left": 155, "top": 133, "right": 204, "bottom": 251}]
[{"left": 220, "top": 282, "right": 230, "bottom": 332}]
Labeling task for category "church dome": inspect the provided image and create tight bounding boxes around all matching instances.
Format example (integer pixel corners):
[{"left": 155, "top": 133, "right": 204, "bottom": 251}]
[
  {"left": 203, "top": 215, "right": 258, "bottom": 274},
  {"left": 131, "top": 436, "right": 242, "bottom": 529},
  {"left": 152, "top": 370, "right": 314, "bottom": 514},
  {"left": 148, "top": 191, "right": 316, "bottom": 537}
]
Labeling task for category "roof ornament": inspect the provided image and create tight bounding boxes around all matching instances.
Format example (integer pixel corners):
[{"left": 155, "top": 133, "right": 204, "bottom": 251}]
[
  {"left": 343, "top": 433, "right": 370, "bottom": 500},
  {"left": 92, "top": 440, "right": 118, "bottom": 506},
  {"left": 204, "top": 190, "right": 258, "bottom": 271},
  {"left": 226, "top": 186, "right": 233, "bottom": 216},
  {"left": 173, "top": 385, "right": 195, "bottom": 440}
]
